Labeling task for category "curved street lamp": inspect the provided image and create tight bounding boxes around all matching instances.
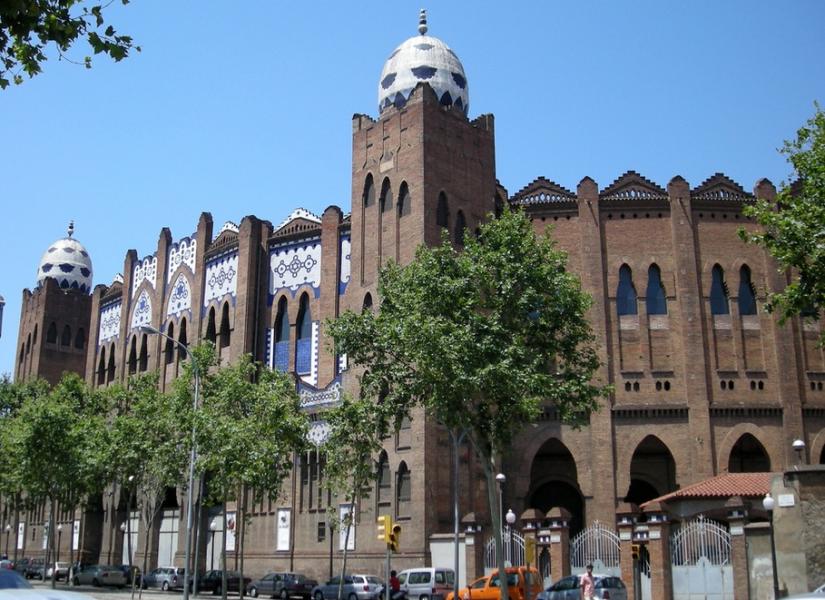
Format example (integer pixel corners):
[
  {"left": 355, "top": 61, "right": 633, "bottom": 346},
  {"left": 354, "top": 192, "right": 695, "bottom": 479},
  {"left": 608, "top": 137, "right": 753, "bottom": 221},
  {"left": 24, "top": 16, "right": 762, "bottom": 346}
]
[
  {"left": 138, "top": 324, "right": 200, "bottom": 600},
  {"left": 762, "top": 493, "right": 780, "bottom": 599}
]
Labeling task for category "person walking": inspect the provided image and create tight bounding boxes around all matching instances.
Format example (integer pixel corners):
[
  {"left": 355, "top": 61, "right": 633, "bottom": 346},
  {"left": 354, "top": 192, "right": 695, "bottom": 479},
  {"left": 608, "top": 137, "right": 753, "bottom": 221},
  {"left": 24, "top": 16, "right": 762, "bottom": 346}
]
[{"left": 579, "top": 564, "right": 595, "bottom": 600}]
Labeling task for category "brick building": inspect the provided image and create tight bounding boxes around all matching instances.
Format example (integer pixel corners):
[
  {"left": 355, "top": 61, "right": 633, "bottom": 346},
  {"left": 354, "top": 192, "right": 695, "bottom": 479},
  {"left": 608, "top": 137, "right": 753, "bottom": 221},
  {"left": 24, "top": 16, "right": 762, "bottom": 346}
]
[{"left": 9, "top": 11, "right": 825, "bottom": 587}]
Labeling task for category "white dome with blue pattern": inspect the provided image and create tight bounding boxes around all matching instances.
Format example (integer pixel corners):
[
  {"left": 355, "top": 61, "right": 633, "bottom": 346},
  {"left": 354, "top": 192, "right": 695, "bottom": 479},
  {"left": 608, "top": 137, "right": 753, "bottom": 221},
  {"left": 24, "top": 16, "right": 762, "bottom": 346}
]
[
  {"left": 36, "top": 222, "right": 93, "bottom": 293},
  {"left": 378, "top": 10, "right": 469, "bottom": 116}
]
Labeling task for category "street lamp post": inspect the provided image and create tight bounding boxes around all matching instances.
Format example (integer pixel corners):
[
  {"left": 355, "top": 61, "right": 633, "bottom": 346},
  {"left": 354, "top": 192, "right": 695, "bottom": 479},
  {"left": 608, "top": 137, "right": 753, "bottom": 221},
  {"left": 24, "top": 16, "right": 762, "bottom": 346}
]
[
  {"left": 450, "top": 429, "right": 467, "bottom": 588},
  {"left": 209, "top": 518, "right": 219, "bottom": 570},
  {"left": 56, "top": 524, "right": 62, "bottom": 563},
  {"left": 792, "top": 439, "right": 806, "bottom": 467},
  {"left": 505, "top": 509, "right": 516, "bottom": 566},
  {"left": 4, "top": 524, "right": 10, "bottom": 558},
  {"left": 763, "top": 493, "right": 780, "bottom": 599},
  {"left": 139, "top": 324, "right": 200, "bottom": 600}
]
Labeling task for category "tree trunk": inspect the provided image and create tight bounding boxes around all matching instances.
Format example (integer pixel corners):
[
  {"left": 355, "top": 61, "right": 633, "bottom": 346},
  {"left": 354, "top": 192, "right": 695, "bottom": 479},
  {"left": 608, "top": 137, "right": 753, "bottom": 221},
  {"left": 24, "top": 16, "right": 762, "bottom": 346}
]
[
  {"left": 48, "top": 495, "right": 55, "bottom": 590},
  {"left": 337, "top": 481, "right": 358, "bottom": 600},
  {"left": 239, "top": 485, "right": 247, "bottom": 599},
  {"left": 482, "top": 454, "right": 509, "bottom": 600},
  {"left": 221, "top": 502, "right": 228, "bottom": 600}
]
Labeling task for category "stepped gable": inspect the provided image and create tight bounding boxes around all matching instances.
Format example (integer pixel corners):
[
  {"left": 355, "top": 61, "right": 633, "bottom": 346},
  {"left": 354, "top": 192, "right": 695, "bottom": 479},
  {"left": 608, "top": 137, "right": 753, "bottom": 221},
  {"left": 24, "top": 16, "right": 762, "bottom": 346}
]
[
  {"left": 599, "top": 171, "right": 669, "bottom": 206},
  {"left": 206, "top": 221, "right": 240, "bottom": 258},
  {"left": 100, "top": 277, "right": 123, "bottom": 303},
  {"left": 272, "top": 208, "right": 323, "bottom": 241},
  {"left": 691, "top": 172, "right": 754, "bottom": 206},
  {"left": 511, "top": 176, "right": 575, "bottom": 205}
]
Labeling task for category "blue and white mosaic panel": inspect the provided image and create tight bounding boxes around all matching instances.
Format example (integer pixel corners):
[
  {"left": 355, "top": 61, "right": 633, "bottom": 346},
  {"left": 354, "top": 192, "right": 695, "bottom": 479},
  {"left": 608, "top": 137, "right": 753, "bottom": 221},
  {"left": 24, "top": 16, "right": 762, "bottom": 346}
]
[
  {"left": 166, "top": 274, "right": 192, "bottom": 318},
  {"left": 307, "top": 421, "right": 331, "bottom": 446},
  {"left": 130, "top": 290, "right": 152, "bottom": 330},
  {"left": 98, "top": 302, "right": 121, "bottom": 345},
  {"left": 167, "top": 236, "right": 197, "bottom": 283},
  {"left": 339, "top": 236, "right": 351, "bottom": 295},
  {"left": 299, "top": 379, "right": 342, "bottom": 411},
  {"left": 204, "top": 253, "right": 238, "bottom": 307},
  {"left": 132, "top": 256, "right": 157, "bottom": 297},
  {"left": 269, "top": 241, "right": 322, "bottom": 296},
  {"left": 299, "top": 321, "right": 320, "bottom": 387}
]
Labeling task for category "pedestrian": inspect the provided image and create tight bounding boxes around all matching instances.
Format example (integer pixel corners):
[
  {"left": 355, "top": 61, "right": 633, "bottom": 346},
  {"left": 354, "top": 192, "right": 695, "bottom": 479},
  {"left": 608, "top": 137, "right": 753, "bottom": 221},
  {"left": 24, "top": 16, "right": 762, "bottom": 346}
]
[
  {"left": 579, "top": 563, "right": 595, "bottom": 600},
  {"left": 390, "top": 570, "right": 402, "bottom": 600}
]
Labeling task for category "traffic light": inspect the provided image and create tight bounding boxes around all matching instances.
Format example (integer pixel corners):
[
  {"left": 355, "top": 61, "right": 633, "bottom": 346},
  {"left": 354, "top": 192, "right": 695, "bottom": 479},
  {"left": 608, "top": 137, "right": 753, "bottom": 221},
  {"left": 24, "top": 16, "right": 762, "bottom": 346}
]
[
  {"left": 631, "top": 544, "right": 640, "bottom": 560},
  {"left": 376, "top": 515, "right": 391, "bottom": 543},
  {"left": 389, "top": 523, "right": 402, "bottom": 552}
]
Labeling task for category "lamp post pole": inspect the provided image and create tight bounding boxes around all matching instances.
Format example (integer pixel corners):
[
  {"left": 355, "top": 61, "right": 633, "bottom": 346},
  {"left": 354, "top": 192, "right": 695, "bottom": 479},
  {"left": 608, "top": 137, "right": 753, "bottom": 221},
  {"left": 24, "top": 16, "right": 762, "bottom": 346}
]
[
  {"left": 450, "top": 428, "right": 467, "bottom": 589},
  {"left": 4, "top": 524, "right": 9, "bottom": 558},
  {"left": 763, "top": 493, "right": 780, "bottom": 599},
  {"left": 139, "top": 325, "right": 200, "bottom": 600},
  {"left": 56, "top": 524, "right": 62, "bottom": 563}
]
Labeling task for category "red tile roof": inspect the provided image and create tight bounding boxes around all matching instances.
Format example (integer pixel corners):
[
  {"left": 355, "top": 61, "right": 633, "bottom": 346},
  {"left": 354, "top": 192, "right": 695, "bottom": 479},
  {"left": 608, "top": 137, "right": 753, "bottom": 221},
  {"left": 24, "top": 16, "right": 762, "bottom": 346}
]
[{"left": 641, "top": 472, "right": 775, "bottom": 508}]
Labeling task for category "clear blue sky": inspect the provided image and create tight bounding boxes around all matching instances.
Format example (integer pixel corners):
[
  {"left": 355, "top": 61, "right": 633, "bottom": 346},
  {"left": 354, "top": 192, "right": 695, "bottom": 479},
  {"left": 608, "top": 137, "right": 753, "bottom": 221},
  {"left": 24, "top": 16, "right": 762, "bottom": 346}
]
[{"left": 1, "top": 1, "right": 824, "bottom": 376}]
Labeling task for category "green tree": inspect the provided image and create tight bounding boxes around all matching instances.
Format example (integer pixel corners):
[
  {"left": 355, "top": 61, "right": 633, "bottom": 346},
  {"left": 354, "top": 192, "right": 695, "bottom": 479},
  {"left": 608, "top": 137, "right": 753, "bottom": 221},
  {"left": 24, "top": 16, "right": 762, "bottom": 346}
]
[
  {"left": 329, "top": 209, "right": 609, "bottom": 600},
  {"left": 193, "top": 349, "right": 308, "bottom": 599},
  {"left": 740, "top": 104, "right": 825, "bottom": 342},
  {"left": 0, "top": 0, "right": 138, "bottom": 89}
]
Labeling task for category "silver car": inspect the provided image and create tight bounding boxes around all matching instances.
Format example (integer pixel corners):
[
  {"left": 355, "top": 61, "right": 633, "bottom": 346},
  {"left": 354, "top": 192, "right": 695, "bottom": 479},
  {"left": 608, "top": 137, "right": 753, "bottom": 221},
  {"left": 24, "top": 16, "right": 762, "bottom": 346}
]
[
  {"left": 72, "top": 564, "right": 127, "bottom": 588},
  {"left": 538, "top": 574, "right": 627, "bottom": 600},
  {"left": 312, "top": 574, "right": 384, "bottom": 600}
]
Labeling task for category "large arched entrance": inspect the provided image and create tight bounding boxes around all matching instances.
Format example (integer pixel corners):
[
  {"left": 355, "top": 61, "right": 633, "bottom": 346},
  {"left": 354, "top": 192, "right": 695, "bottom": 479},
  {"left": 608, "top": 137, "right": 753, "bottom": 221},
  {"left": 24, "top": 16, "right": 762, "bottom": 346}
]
[
  {"left": 528, "top": 438, "right": 584, "bottom": 536},
  {"left": 728, "top": 433, "right": 770, "bottom": 472},
  {"left": 624, "top": 435, "right": 677, "bottom": 505}
]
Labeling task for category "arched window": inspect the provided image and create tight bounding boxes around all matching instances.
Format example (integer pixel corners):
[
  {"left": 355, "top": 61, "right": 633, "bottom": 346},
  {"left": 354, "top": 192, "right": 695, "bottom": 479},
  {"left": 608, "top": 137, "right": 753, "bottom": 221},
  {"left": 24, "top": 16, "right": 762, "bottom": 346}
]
[
  {"left": 274, "top": 297, "right": 289, "bottom": 372},
  {"left": 397, "top": 182, "right": 411, "bottom": 217},
  {"left": 177, "top": 318, "right": 188, "bottom": 363},
  {"left": 380, "top": 178, "right": 393, "bottom": 213},
  {"left": 436, "top": 192, "right": 449, "bottom": 228},
  {"left": 61, "top": 325, "right": 72, "bottom": 347},
  {"left": 710, "top": 264, "right": 729, "bottom": 315},
  {"left": 363, "top": 174, "right": 375, "bottom": 208},
  {"left": 219, "top": 302, "right": 231, "bottom": 350},
  {"left": 362, "top": 293, "right": 373, "bottom": 312},
  {"left": 106, "top": 345, "right": 116, "bottom": 383},
  {"left": 738, "top": 265, "right": 757, "bottom": 315},
  {"left": 32, "top": 324, "right": 38, "bottom": 346},
  {"left": 396, "top": 462, "right": 411, "bottom": 518},
  {"left": 97, "top": 347, "right": 106, "bottom": 386},
  {"left": 376, "top": 452, "right": 391, "bottom": 507},
  {"left": 25, "top": 333, "right": 31, "bottom": 355},
  {"left": 74, "top": 328, "right": 85, "bottom": 350},
  {"left": 165, "top": 322, "right": 175, "bottom": 365},
  {"left": 128, "top": 336, "right": 138, "bottom": 375},
  {"left": 138, "top": 333, "right": 148, "bottom": 372},
  {"left": 645, "top": 264, "right": 667, "bottom": 315},
  {"left": 454, "top": 210, "right": 466, "bottom": 246},
  {"left": 295, "top": 294, "right": 312, "bottom": 375},
  {"left": 616, "top": 265, "right": 638, "bottom": 316},
  {"left": 47, "top": 322, "right": 58, "bottom": 344},
  {"left": 205, "top": 307, "right": 217, "bottom": 344}
]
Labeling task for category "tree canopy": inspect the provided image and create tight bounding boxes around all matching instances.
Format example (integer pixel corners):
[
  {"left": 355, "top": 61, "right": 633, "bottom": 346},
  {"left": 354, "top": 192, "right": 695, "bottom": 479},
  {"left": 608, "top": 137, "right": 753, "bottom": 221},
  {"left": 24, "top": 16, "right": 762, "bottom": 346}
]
[
  {"left": 740, "top": 104, "right": 825, "bottom": 341},
  {"left": 0, "top": 0, "right": 138, "bottom": 89}
]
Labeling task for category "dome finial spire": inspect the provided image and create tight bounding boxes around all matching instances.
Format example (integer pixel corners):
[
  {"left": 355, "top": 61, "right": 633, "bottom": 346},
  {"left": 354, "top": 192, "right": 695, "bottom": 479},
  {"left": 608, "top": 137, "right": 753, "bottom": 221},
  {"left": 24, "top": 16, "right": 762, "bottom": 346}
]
[
  {"left": 67, "top": 220, "right": 75, "bottom": 238},
  {"left": 418, "top": 8, "right": 428, "bottom": 35}
]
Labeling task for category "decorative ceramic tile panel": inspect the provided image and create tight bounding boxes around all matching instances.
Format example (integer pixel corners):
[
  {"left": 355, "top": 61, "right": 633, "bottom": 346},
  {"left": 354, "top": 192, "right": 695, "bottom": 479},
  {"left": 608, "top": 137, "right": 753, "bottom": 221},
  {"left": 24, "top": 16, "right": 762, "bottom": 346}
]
[
  {"left": 298, "top": 321, "right": 320, "bottom": 387},
  {"left": 299, "top": 379, "right": 342, "bottom": 410},
  {"left": 203, "top": 253, "right": 238, "bottom": 306},
  {"left": 130, "top": 290, "right": 152, "bottom": 330},
  {"left": 307, "top": 421, "right": 331, "bottom": 446},
  {"left": 132, "top": 256, "right": 157, "bottom": 297},
  {"left": 269, "top": 241, "right": 322, "bottom": 296},
  {"left": 166, "top": 274, "right": 192, "bottom": 318},
  {"left": 98, "top": 302, "right": 121, "bottom": 345},
  {"left": 167, "top": 236, "right": 197, "bottom": 283},
  {"left": 339, "top": 236, "right": 351, "bottom": 295}
]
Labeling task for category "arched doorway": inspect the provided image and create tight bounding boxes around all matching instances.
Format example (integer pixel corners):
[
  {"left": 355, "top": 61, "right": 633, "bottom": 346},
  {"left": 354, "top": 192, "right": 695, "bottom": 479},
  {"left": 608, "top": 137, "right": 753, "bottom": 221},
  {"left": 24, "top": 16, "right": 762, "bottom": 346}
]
[
  {"left": 528, "top": 438, "right": 584, "bottom": 536},
  {"left": 728, "top": 433, "right": 770, "bottom": 472},
  {"left": 624, "top": 435, "right": 677, "bottom": 505}
]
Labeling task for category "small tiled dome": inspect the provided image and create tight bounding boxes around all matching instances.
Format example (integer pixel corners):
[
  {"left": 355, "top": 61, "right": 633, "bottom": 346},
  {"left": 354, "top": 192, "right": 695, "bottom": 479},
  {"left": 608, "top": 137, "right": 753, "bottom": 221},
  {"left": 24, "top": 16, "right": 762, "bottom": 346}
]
[
  {"left": 378, "top": 10, "right": 469, "bottom": 116},
  {"left": 36, "top": 222, "right": 93, "bottom": 293}
]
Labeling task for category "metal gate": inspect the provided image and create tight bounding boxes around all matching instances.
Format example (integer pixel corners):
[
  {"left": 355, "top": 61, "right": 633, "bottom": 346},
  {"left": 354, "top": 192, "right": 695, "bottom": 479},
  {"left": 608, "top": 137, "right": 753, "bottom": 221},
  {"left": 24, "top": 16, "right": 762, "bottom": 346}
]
[
  {"left": 671, "top": 516, "right": 733, "bottom": 600},
  {"left": 638, "top": 544, "right": 651, "bottom": 600},
  {"left": 570, "top": 521, "right": 621, "bottom": 576},
  {"left": 484, "top": 529, "right": 525, "bottom": 572}
]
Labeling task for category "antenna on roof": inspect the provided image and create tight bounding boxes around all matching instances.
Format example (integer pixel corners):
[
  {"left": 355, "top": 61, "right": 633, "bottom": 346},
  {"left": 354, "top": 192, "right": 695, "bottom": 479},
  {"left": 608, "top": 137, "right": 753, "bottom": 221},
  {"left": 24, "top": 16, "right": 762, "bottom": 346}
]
[{"left": 418, "top": 8, "right": 428, "bottom": 35}]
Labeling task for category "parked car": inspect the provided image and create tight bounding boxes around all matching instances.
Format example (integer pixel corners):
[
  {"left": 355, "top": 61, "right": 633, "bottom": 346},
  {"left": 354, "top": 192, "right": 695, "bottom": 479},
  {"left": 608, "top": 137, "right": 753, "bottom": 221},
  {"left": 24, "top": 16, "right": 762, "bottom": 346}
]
[
  {"left": 24, "top": 558, "right": 44, "bottom": 579},
  {"left": 140, "top": 566, "right": 188, "bottom": 591},
  {"left": 12, "top": 558, "right": 31, "bottom": 576},
  {"left": 0, "top": 567, "right": 97, "bottom": 599},
  {"left": 72, "top": 564, "right": 127, "bottom": 587},
  {"left": 786, "top": 583, "right": 825, "bottom": 599},
  {"left": 446, "top": 567, "right": 541, "bottom": 600},
  {"left": 249, "top": 572, "right": 318, "bottom": 599},
  {"left": 0, "top": 561, "right": 12, "bottom": 571},
  {"left": 398, "top": 568, "right": 455, "bottom": 600},
  {"left": 43, "top": 561, "right": 72, "bottom": 581},
  {"left": 199, "top": 570, "right": 252, "bottom": 596},
  {"left": 112, "top": 564, "right": 141, "bottom": 585},
  {"left": 537, "top": 574, "right": 627, "bottom": 600},
  {"left": 312, "top": 574, "right": 384, "bottom": 600}
]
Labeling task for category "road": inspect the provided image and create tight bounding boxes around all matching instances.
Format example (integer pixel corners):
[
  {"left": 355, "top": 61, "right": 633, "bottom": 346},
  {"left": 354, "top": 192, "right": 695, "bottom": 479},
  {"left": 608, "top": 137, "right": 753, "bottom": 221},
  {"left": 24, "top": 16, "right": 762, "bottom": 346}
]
[{"left": 29, "top": 580, "right": 242, "bottom": 599}]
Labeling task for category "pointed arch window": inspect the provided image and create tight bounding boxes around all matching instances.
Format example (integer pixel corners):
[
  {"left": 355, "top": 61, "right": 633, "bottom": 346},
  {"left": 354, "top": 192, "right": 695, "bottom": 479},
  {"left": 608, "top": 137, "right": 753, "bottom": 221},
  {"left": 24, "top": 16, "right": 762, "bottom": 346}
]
[
  {"left": 376, "top": 452, "right": 391, "bottom": 507},
  {"left": 205, "top": 307, "right": 217, "bottom": 344},
  {"left": 106, "top": 345, "right": 116, "bottom": 383},
  {"left": 47, "top": 322, "right": 58, "bottom": 344},
  {"left": 32, "top": 324, "right": 38, "bottom": 346},
  {"left": 398, "top": 182, "right": 411, "bottom": 217},
  {"left": 380, "top": 178, "right": 393, "bottom": 213},
  {"left": 97, "top": 347, "right": 106, "bottom": 386},
  {"left": 177, "top": 319, "right": 188, "bottom": 363},
  {"left": 616, "top": 265, "right": 638, "bottom": 316},
  {"left": 710, "top": 265, "right": 730, "bottom": 315},
  {"left": 274, "top": 297, "right": 290, "bottom": 372},
  {"left": 738, "top": 265, "right": 757, "bottom": 315},
  {"left": 362, "top": 293, "right": 373, "bottom": 312},
  {"left": 645, "top": 264, "right": 667, "bottom": 315},
  {"left": 138, "top": 333, "right": 148, "bottom": 372},
  {"left": 436, "top": 192, "right": 449, "bottom": 228},
  {"left": 61, "top": 325, "right": 72, "bottom": 347},
  {"left": 363, "top": 174, "right": 375, "bottom": 208},
  {"left": 164, "top": 323, "right": 175, "bottom": 365},
  {"left": 128, "top": 335, "right": 138, "bottom": 375},
  {"left": 219, "top": 302, "right": 231, "bottom": 350},
  {"left": 454, "top": 211, "right": 466, "bottom": 246},
  {"left": 396, "top": 462, "right": 411, "bottom": 518},
  {"left": 74, "top": 328, "right": 85, "bottom": 350},
  {"left": 295, "top": 294, "right": 312, "bottom": 375}
]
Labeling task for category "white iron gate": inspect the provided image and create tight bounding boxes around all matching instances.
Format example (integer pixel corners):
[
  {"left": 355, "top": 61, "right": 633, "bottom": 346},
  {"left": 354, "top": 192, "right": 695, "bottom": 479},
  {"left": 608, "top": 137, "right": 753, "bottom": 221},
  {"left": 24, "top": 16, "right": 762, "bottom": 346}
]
[
  {"left": 570, "top": 521, "right": 621, "bottom": 576},
  {"left": 484, "top": 529, "right": 525, "bottom": 572},
  {"left": 671, "top": 516, "right": 733, "bottom": 600}
]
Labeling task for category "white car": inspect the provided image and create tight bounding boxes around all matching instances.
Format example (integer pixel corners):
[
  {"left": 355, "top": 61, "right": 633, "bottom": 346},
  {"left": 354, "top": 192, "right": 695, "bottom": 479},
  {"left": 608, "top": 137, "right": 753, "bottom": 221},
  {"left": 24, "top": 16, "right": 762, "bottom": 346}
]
[
  {"left": 0, "top": 569, "right": 95, "bottom": 599},
  {"left": 786, "top": 584, "right": 825, "bottom": 599}
]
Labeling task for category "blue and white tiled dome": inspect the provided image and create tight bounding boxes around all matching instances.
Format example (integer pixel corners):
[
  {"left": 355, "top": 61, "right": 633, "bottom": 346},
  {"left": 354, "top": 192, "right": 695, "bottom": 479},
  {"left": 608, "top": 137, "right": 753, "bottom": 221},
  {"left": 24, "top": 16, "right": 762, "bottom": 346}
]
[
  {"left": 378, "top": 10, "right": 469, "bottom": 116},
  {"left": 36, "top": 222, "right": 93, "bottom": 293}
]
